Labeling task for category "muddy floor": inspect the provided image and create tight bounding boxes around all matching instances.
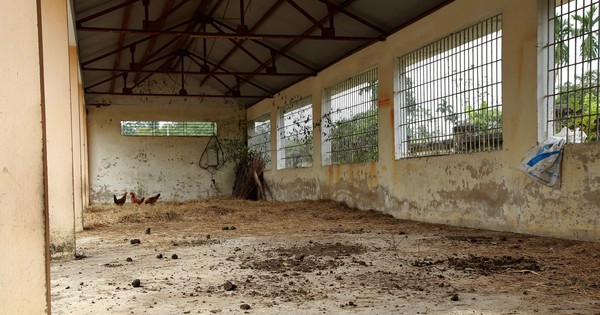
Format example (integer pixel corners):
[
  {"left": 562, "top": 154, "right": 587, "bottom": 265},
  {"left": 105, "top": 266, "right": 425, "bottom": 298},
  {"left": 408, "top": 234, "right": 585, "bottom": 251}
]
[{"left": 51, "top": 198, "right": 600, "bottom": 314}]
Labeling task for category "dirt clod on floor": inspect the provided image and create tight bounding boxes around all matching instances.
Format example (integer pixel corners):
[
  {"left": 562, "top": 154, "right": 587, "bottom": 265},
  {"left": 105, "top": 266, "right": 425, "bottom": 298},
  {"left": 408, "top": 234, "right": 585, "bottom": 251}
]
[{"left": 51, "top": 198, "right": 600, "bottom": 314}]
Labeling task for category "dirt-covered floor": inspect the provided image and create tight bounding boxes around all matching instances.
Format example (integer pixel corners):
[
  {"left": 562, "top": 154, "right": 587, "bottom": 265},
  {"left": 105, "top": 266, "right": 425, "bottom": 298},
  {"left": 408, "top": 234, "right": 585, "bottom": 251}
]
[{"left": 51, "top": 198, "right": 600, "bottom": 314}]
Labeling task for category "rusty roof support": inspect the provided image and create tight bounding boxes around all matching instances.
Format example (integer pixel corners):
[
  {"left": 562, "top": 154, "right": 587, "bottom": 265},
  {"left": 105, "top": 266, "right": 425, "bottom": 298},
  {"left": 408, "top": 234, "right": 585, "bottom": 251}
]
[
  {"left": 199, "top": 0, "right": 286, "bottom": 87},
  {"left": 209, "top": 18, "right": 318, "bottom": 73},
  {"left": 83, "top": 67, "right": 311, "bottom": 77},
  {"left": 109, "top": 2, "right": 133, "bottom": 92},
  {"left": 228, "top": 0, "right": 359, "bottom": 99},
  {"left": 208, "top": 23, "right": 266, "bottom": 68},
  {"left": 75, "top": 0, "right": 451, "bottom": 105},
  {"left": 84, "top": 91, "right": 271, "bottom": 98},
  {"left": 286, "top": 0, "right": 327, "bottom": 32},
  {"left": 80, "top": 18, "right": 192, "bottom": 67},
  {"left": 133, "top": 0, "right": 176, "bottom": 83},
  {"left": 316, "top": 0, "right": 387, "bottom": 34},
  {"left": 77, "top": 26, "right": 382, "bottom": 41},
  {"left": 76, "top": 0, "right": 141, "bottom": 25},
  {"left": 131, "top": 0, "right": 218, "bottom": 91}
]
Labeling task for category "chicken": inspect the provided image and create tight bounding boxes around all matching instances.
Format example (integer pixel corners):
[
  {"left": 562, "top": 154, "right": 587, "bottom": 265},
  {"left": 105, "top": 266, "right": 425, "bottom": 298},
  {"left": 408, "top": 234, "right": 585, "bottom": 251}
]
[
  {"left": 145, "top": 193, "right": 161, "bottom": 205},
  {"left": 129, "top": 192, "right": 145, "bottom": 205},
  {"left": 113, "top": 192, "right": 127, "bottom": 206}
]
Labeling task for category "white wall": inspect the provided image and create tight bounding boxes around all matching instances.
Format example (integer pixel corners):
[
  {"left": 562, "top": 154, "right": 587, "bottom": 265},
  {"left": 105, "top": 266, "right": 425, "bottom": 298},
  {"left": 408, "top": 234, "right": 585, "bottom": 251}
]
[
  {"left": 247, "top": 0, "right": 600, "bottom": 241},
  {"left": 86, "top": 78, "right": 246, "bottom": 204}
]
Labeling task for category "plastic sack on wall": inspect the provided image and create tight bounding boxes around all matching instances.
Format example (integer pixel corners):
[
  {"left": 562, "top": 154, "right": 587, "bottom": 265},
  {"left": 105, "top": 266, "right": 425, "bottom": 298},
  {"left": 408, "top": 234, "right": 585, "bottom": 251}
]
[{"left": 518, "top": 127, "right": 587, "bottom": 188}]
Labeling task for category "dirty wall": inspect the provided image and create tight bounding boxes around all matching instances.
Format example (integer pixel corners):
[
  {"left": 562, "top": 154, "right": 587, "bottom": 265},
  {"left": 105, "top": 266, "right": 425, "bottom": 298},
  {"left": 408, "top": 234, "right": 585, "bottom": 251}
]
[
  {"left": 87, "top": 77, "right": 246, "bottom": 204},
  {"left": 248, "top": 0, "right": 600, "bottom": 241}
]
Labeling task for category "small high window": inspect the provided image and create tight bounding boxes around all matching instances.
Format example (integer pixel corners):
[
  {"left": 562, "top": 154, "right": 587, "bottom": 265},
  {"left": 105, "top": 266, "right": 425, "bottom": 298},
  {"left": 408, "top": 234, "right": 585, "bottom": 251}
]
[{"left": 120, "top": 121, "right": 217, "bottom": 137}]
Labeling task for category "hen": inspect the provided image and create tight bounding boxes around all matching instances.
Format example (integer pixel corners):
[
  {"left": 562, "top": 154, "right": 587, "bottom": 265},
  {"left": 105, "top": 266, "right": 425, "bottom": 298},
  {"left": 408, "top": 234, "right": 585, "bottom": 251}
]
[
  {"left": 145, "top": 193, "right": 161, "bottom": 205},
  {"left": 113, "top": 192, "right": 127, "bottom": 206},
  {"left": 129, "top": 192, "right": 145, "bottom": 205}
]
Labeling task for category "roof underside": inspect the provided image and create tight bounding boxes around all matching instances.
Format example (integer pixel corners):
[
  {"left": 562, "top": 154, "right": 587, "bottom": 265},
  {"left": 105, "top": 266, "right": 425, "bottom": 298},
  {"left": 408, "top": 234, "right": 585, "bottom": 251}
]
[{"left": 74, "top": 0, "right": 452, "bottom": 107}]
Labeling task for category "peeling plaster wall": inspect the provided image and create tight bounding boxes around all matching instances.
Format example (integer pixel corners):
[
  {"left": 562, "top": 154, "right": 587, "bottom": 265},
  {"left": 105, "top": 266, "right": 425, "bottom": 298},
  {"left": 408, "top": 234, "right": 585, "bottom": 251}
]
[
  {"left": 87, "top": 78, "right": 245, "bottom": 204},
  {"left": 249, "top": 0, "right": 600, "bottom": 242}
]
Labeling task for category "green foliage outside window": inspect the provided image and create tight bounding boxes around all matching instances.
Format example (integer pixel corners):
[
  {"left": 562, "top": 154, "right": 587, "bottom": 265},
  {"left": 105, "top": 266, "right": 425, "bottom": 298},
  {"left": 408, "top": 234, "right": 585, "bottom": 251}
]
[{"left": 120, "top": 121, "right": 217, "bottom": 137}]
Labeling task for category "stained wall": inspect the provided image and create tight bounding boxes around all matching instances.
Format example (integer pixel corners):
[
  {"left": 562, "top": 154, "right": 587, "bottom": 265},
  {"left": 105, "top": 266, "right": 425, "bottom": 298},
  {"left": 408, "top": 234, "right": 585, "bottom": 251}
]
[
  {"left": 86, "top": 78, "right": 246, "bottom": 204},
  {"left": 248, "top": 0, "right": 600, "bottom": 241}
]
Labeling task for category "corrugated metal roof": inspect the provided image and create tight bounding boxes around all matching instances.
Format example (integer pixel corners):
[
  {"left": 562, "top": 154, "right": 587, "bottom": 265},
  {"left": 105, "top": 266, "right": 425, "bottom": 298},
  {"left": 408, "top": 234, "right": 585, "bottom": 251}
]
[{"left": 74, "top": 0, "right": 452, "bottom": 107}]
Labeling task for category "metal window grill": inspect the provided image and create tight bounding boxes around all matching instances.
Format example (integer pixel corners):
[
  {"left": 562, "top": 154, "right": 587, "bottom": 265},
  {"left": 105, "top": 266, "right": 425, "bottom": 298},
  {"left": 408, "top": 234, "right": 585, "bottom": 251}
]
[
  {"left": 277, "top": 96, "right": 313, "bottom": 169},
  {"left": 120, "top": 121, "right": 217, "bottom": 136},
  {"left": 396, "top": 15, "right": 503, "bottom": 158},
  {"left": 247, "top": 113, "right": 272, "bottom": 170},
  {"left": 322, "top": 68, "right": 378, "bottom": 165},
  {"left": 545, "top": 0, "right": 600, "bottom": 143}
]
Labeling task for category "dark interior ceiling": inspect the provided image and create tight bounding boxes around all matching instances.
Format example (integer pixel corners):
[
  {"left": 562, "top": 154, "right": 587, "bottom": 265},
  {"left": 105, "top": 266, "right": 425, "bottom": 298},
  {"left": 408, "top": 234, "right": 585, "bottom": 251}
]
[{"left": 74, "top": 0, "right": 452, "bottom": 107}]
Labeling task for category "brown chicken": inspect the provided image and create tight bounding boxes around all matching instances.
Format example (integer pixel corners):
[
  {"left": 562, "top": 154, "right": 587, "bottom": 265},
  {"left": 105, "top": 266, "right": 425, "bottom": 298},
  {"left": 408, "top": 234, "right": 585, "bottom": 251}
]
[
  {"left": 113, "top": 192, "right": 127, "bottom": 206},
  {"left": 129, "top": 192, "right": 145, "bottom": 205},
  {"left": 145, "top": 193, "right": 161, "bottom": 205}
]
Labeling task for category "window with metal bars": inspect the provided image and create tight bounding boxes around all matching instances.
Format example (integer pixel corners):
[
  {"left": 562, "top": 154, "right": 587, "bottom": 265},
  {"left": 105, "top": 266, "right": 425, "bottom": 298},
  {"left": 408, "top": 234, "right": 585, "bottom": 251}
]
[
  {"left": 247, "top": 113, "right": 272, "bottom": 170},
  {"left": 120, "top": 121, "right": 217, "bottom": 137},
  {"left": 395, "top": 15, "right": 503, "bottom": 158},
  {"left": 543, "top": 0, "right": 600, "bottom": 143},
  {"left": 277, "top": 96, "right": 313, "bottom": 169},
  {"left": 322, "top": 68, "right": 378, "bottom": 165}
]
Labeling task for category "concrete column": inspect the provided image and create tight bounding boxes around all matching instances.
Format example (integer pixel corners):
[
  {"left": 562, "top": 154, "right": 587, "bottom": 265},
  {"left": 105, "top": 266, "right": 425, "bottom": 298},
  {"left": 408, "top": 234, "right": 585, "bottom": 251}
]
[
  {"left": 42, "top": 0, "right": 76, "bottom": 259},
  {"left": 0, "top": 1, "right": 50, "bottom": 314},
  {"left": 80, "top": 87, "right": 90, "bottom": 208},
  {"left": 70, "top": 46, "right": 85, "bottom": 232},
  {"left": 67, "top": 1, "right": 85, "bottom": 232}
]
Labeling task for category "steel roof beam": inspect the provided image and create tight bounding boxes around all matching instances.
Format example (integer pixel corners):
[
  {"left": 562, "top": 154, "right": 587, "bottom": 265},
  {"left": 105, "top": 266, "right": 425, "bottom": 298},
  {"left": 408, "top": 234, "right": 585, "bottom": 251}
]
[
  {"left": 84, "top": 91, "right": 271, "bottom": 98},
  {"left": 132, "top": 0, "right": 177, "bottom": 83},
  {"left": 80, "top": 19, "right": 192, "bottom": 67},
  {"left": 109, "top": 2, "right": 133, "bottom": 92},
  {"left": 316, "top": 0, "right": 387, "bottom": 34},
  {"left": 228, "top": 0, "right": 360, "bottom": 99},
  {"left": 199, "top": 0, "right": 286, "bottom": 86},
  {"left": 76, "top": 26, "right": 383, "bottom": 41},
  {"left": 208, "top": 18, "right": 318, "bottom": 73},
  {"left": 76, "top": 0, "right": 141, "bottom": 25},
  {"left": 131, "top": 0, "right": 218, "bottom": 90}
]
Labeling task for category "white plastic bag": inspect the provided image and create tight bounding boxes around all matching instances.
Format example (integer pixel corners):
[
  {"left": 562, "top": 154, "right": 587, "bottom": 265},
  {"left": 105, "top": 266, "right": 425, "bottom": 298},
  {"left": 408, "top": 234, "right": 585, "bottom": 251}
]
[
  {"left": 554, "top": 126, "right": 587, "bottom": 144},
  {"left": 518, "top": 133, "right": 565, "bottom": 188}
]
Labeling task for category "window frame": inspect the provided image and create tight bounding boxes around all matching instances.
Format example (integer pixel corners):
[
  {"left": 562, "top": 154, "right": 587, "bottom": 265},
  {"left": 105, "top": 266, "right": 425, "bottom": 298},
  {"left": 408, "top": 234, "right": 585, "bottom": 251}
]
[
  {"left": 539, "top": 0, "right": 600, "bottom": 144},
  {"left": 120, "top": 120, "right": 217, "bottom": 137},
  {"left": 321, "top": 67, "right": 379, "bottom": 165},
  {"left": 394, "top": 15, "right": 503, "bottom": 159},
  {"left": 276, "top": 96, "right": 314, "bottom": 170},
  {"left": 247, "top": 113, "right": 272, "bottom": 170}
]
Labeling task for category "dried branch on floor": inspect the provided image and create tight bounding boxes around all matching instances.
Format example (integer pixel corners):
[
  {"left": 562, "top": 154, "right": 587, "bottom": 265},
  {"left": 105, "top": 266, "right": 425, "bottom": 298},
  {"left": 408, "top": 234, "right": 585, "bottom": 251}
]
[{"left": 232, "top": 154, "right": 269, "bottom": 200}]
